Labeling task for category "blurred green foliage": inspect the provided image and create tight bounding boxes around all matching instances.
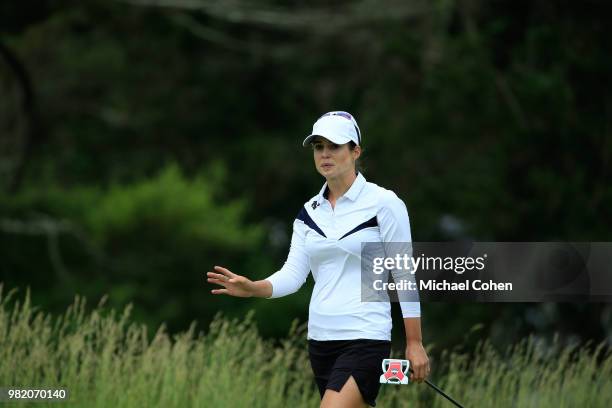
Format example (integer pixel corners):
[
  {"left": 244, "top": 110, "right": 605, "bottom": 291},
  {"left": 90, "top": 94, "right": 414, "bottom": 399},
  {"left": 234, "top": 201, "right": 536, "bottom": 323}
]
[{"left": 0, "top": 164, "right": 268, "bottom": 332}]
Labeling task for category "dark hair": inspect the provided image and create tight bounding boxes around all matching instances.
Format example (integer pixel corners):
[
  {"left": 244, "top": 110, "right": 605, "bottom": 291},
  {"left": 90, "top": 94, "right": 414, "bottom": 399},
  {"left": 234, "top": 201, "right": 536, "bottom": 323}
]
[{"left": 348, "top": 142, "right": 364, "bottom": 174}]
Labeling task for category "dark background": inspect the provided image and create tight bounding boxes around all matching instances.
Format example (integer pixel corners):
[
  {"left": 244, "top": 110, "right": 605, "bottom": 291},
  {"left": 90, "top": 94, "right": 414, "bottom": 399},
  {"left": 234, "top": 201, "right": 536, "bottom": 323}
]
[{"left": 1, "top": 0, "right": 611, "bottom": 354}]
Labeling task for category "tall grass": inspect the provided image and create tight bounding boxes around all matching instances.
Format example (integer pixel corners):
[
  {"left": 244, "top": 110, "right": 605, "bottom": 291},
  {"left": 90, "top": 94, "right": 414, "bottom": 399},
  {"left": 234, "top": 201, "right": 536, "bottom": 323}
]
[{"left": 0, "top": 287, "right": 610, "bottom": 407}]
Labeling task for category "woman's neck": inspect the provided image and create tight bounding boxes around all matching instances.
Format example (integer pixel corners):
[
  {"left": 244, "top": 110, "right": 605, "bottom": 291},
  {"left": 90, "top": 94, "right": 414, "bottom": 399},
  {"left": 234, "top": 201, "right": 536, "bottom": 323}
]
[{"left": 326, "top": 171, "right": 357, "bottom": 203}]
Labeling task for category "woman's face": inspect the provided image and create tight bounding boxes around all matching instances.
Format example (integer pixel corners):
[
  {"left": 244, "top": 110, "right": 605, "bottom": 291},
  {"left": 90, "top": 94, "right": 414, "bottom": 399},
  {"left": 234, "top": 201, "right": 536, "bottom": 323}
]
[{"left": 312, "top": 137, "right": 361, "bottom": 179}]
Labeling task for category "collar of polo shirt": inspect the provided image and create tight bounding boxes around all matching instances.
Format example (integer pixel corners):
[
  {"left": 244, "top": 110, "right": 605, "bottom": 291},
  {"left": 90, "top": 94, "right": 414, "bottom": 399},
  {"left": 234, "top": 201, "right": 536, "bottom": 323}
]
[{"left": 318, "top": 172, "right": 367, "bottom": 202}]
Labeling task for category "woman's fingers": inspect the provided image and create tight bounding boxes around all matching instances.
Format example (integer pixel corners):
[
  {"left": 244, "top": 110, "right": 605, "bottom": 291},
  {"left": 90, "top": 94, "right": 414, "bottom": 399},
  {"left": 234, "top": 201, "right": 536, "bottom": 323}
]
[
  {"left": 411, "top": 360, "right": 429, "bottom": 383},
  {"left": 207, "top": 272, "right": 241, "bottom": 286},
  {"left": 207, "top": 277, "right": 227, "bottom": 287},
  {"left": 412, "top": 364, "right": 423, "bottom": 382},
  {"left": 415, "top": 364, "right": 425, "bottom": 382},
  {"left": 207, "top": 272, "right": 229, "bottom": 281},
  {"left": 408, "top": 362, "right": 422, "bottom": 382},
  {"left": 214, "top": 265, "right": 236, "bottom": 278},
  {"left": 207, "top": 266, "right": 251, "bottom": 297}
]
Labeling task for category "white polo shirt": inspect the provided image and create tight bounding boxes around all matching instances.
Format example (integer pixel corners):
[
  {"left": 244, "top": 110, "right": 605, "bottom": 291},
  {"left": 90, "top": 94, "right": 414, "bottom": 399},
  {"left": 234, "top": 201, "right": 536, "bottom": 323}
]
[{"left": 265, "top": 173, "right": 420, "bottom": 341}]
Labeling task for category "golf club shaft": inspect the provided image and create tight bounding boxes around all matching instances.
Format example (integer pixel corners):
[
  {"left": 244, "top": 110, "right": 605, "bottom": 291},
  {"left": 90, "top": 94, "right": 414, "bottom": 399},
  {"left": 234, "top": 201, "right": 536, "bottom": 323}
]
[
  {"left": 423, "top": 378, "right": 465, "bottom": 408},
  {"left": 410, "top": 368, "right": 465, "bottom": 408}
]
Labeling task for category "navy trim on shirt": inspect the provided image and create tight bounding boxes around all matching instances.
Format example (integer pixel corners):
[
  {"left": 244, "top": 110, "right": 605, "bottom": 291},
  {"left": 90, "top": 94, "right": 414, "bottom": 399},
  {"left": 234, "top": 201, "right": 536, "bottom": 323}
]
[
  {"left": 339, "top": 216, "right": 378, "bottom": 240},
  {"left": 297, "top": 207, "right": 327, "bottom": 238}
]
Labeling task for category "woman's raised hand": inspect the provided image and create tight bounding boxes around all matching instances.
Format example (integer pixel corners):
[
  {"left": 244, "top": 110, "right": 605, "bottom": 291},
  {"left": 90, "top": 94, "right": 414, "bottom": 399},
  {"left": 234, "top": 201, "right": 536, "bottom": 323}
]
[
  {"left": 207, "top": 266, "right": 258, "bottom": 298},
  {"left": 207, "top": 266, "right": 254, "bottom": 297},
  {"left": 207, "top": 266, "right": 273, "bottom": 298}
]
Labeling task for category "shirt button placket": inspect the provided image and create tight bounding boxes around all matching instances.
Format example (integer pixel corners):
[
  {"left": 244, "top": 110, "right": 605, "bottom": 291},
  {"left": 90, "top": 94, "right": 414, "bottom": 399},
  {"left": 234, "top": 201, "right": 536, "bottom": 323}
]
[{"left": 331, "top": 200, "right": 338, "bottom": 240}]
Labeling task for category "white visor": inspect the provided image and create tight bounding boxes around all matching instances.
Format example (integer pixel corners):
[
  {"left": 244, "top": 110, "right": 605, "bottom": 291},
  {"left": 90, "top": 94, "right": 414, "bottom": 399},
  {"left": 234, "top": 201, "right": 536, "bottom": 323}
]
[{"left": 302, "top": 111, "right": 361, "bottom": 146}]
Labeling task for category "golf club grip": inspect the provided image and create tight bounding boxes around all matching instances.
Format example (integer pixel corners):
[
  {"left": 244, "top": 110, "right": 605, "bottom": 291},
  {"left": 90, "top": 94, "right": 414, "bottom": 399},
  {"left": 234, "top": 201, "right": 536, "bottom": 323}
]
[{"left": 409, "top": 368, "right": 465, "bottom": 408}]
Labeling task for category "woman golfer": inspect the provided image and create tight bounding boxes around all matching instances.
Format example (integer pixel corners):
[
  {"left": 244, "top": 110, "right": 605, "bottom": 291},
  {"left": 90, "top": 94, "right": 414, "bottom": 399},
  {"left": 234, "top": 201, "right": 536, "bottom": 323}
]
[{"left": 207, "top": 111, "right": 429, "bottom": 407}]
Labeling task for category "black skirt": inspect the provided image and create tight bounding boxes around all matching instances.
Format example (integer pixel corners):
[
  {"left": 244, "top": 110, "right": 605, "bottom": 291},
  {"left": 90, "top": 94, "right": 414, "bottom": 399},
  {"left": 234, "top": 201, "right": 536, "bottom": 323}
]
[{"left": 308, "top": 339, "right": 392, "bottom": 407}]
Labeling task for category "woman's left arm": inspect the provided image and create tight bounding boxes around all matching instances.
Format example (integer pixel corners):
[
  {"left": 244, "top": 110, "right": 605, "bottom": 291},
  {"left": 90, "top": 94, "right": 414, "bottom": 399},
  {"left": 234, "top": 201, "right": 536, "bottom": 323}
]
[
  {"left": 378, "top": 190, "right": 430, "bottom": 382},
  {"left": 404, "top": 317, "right": 430, "bottom": 383}
]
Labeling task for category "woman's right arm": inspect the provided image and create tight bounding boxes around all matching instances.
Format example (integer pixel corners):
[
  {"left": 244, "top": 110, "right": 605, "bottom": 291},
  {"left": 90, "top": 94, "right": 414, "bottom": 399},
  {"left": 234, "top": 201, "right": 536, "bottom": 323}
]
[{"left": 207, "top": 217, "right": 310, "bottom": 299}]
